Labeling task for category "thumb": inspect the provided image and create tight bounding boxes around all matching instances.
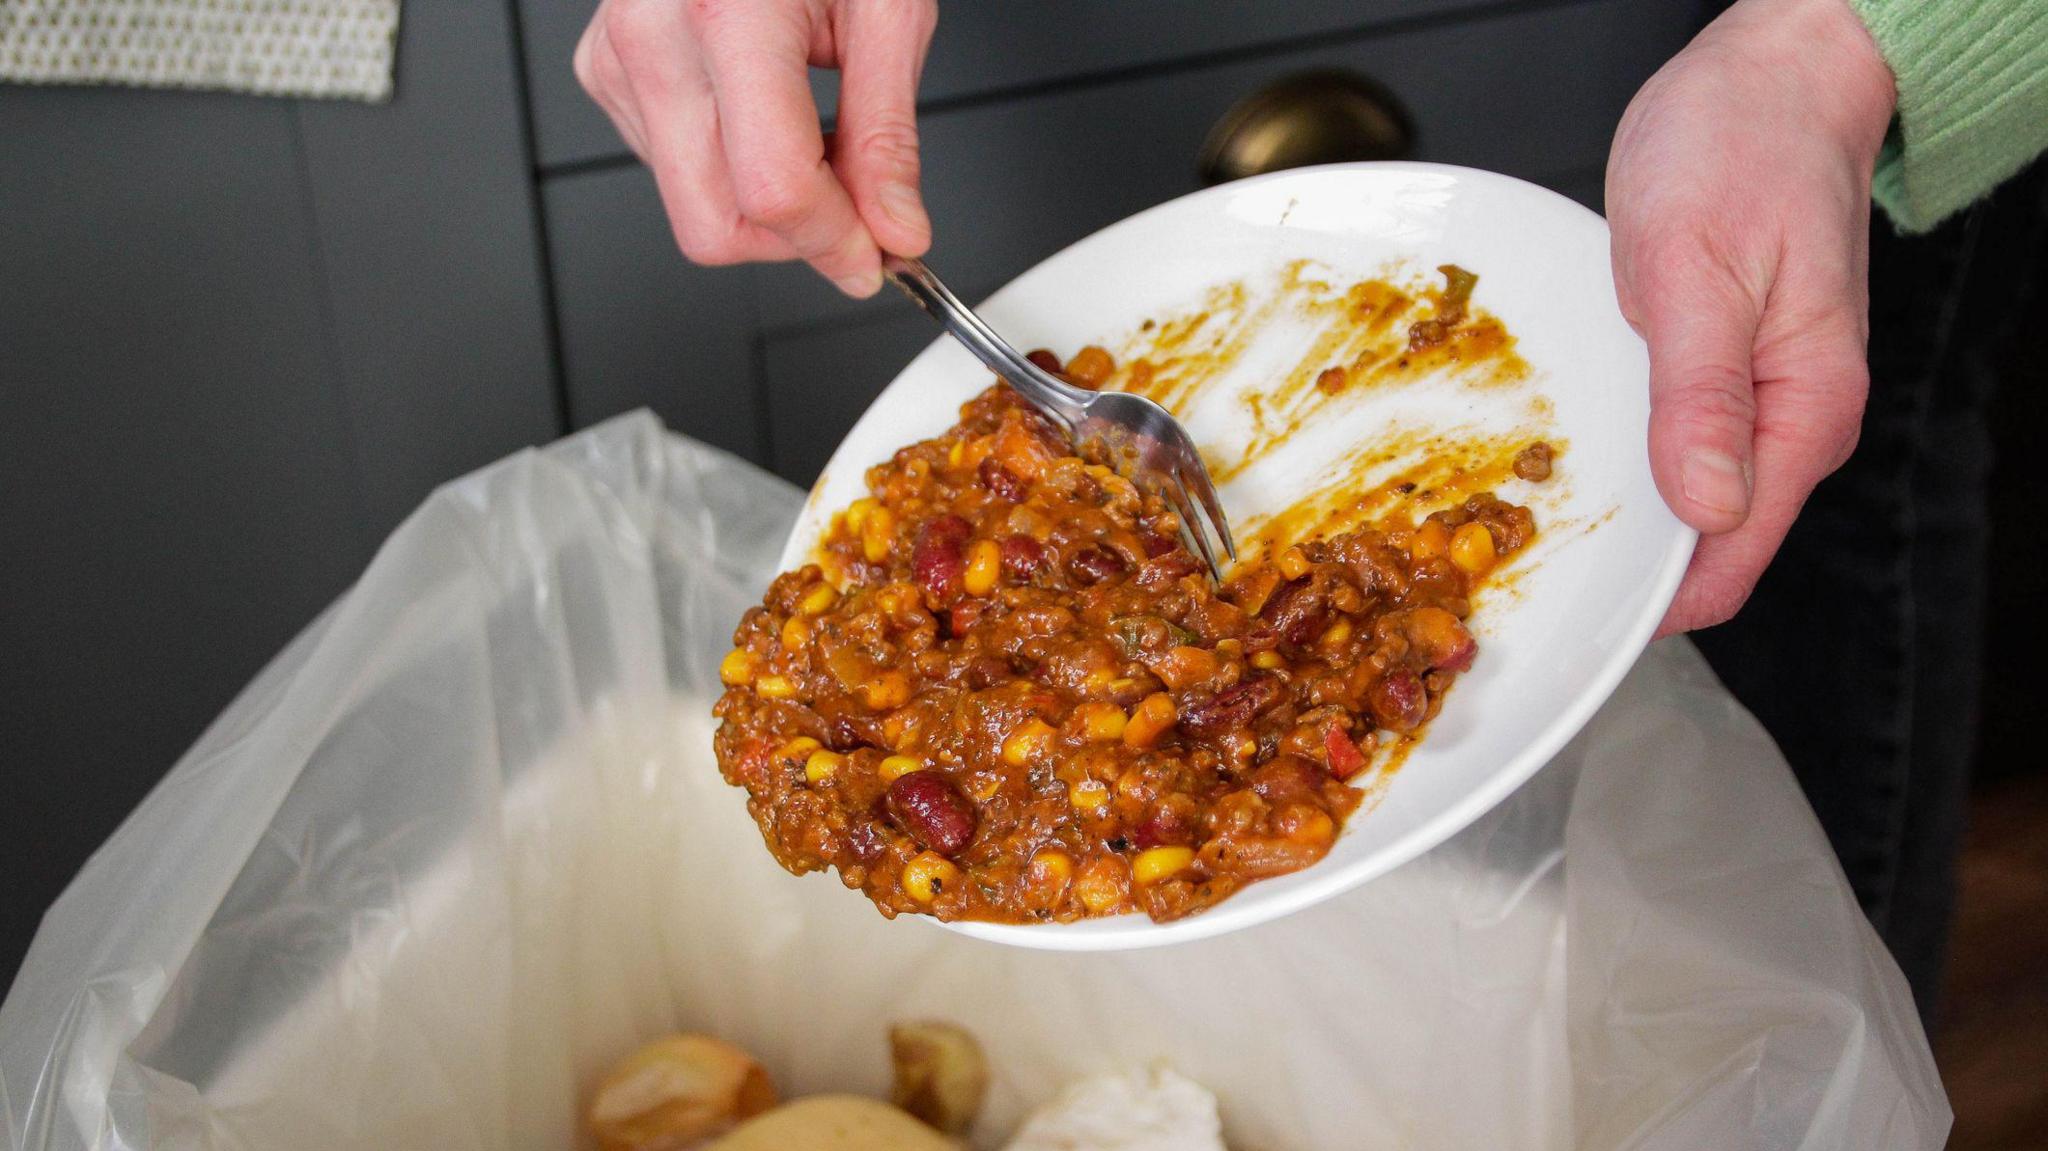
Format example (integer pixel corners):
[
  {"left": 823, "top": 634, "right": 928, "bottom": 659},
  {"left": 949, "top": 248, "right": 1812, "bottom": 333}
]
[
  {"left": 1637, "top": 263, "right": 1762, "bottom": 535},
  {"left": 832, "top": 0, "right": 937, "bottom": 257}
]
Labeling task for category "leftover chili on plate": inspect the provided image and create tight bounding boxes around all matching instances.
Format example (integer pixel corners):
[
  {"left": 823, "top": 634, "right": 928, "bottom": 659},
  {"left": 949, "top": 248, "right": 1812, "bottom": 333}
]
[{"left": 714, "top": 352, "right": 1543, "bottom": 924}]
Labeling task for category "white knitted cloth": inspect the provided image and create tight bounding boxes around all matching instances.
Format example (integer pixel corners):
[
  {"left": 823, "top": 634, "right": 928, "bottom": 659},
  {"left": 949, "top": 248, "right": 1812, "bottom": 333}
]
[{"left": 0, "top": 0, "right": 400, "bottom": 102}]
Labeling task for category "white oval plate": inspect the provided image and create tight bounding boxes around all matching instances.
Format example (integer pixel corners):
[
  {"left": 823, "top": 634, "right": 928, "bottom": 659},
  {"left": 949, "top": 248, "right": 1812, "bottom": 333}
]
[{"left": 779, "top": 163, "right": 1695, "bottom": 950}]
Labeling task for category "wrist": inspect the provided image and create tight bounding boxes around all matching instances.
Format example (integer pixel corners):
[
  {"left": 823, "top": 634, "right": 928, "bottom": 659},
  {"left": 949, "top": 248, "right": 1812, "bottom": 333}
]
[{"left": 1763, "top": 0, "right": 1898, "bottom": 159}]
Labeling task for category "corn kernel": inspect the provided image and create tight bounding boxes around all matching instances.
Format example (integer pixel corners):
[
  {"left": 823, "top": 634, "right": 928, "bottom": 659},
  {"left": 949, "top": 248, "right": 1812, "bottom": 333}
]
[
  {"left": 1411, "top": 520, "right": 1452, "bottom": 562},
  {"left": 780, "top": 615, "right": 810, "bottom": 650},
  {"left": 947, "top": 439, "right": 965, "bottom": 468},
  {"left": 804, "top": 749, "right": 843, "bottom": 783},
  {"left": 1069, "top": 779, "right": 1111, "bottom": 810},
  {"left": 755, "top": 674, "right": 796, "bottom": 700},
  {"left": 1001, "top": 718, "right": 1058, "bottom": 767},
  {"left": 1027, "top": 851, "right": 1074, "bottom": 903},
  {"left": 777, "top": 736, "right": 822, "bottom": 762},
  {"left": 798, "top": 583, "right": 837, "bottom": 616},
  {"left": 719, "top": 648, "right": 757, "bottom": 686},
  {"left": 1251, "top": 650, "right": 1285, "bottom": 671},
  {"left": 1030, "top": 850, "right": 1073, "bottom": 885},
  {"left": 1278, "top": 545, "right": 1312, "bottom": 581},
  {"left": 963, "top": 539, "right": 1002, "bottom": 596},
  {"left": 1450, "top": 522, "right": 1498, "bottom": 575},
  {"left": 845, "top": 497, "right": 880, "bottom": 535},
  {"left": 879, "top": 754, "right": 923, "bottom": 783},
  {"left": 1123, "top": 693, "right": 1178, "bottom": 749},
  {"left": 1318, "top": 618, "right": 1353, "bottom": 649},
  {"left": 901, "top": 851, "right": 960, "bottom": 903},
  {"left": 861, "top": 671, "right": 912, "bottom": 710},
  {"left": 1132, "top": 845, "right": 1195, "bottom": 885},
  {"left": 1076, "top": 702, "right": 1127, "bottom": 742},
  {"left": 862, "top": 507, "right": 896, "bottom": 563}
]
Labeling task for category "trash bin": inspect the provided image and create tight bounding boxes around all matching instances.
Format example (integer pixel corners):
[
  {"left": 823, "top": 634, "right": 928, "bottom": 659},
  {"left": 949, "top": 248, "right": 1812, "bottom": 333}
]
[{"left": 0, "top": 413, "right": 1949, "bottom": 1150}]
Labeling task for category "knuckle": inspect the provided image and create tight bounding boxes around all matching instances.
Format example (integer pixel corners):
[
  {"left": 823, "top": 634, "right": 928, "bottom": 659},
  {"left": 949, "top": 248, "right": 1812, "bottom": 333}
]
[
  {"left": 572, "top": 38, "right": 598, "bottom": 92},
  {"left": 733, "top": 165, "right": 819, "bottom": 231},
  {"left": 606, "top": 0, "right": 671, "bottom": 43},
  {"left": 672, "top": 223, "right": 740, "bottom": 267},
  {"left": 1662, "top": 369, "right": 1757, "bottom": 432},
  {"left": 685, "top": 0, "right": 741, "bottom": 31},
  {"left": 847, "top": 113, "right": 919, "bottom": 171}
]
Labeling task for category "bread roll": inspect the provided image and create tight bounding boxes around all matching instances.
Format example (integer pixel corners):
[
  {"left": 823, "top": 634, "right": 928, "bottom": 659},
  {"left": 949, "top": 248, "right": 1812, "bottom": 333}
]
[{"left": 708, "top": 1096, "right": 957, "bottom": 1151}]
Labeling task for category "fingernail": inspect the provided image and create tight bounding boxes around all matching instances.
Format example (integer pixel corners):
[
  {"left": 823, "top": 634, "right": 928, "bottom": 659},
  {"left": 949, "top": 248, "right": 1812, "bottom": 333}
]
[
  {"left": 835, "top": 268, "right": 882, "bottom": 298},
  {"left": 879, "top": 182, "right": 929, "bottom": 234},
  {"left": 1680, "top": 449, "right": 1752, "bottom": 517}
]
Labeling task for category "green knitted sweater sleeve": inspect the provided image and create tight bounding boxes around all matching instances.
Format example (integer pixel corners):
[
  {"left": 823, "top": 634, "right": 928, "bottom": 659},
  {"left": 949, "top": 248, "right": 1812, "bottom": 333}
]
[{"left": 1848, "top": 1, "right": 2048, "bottom": 232}]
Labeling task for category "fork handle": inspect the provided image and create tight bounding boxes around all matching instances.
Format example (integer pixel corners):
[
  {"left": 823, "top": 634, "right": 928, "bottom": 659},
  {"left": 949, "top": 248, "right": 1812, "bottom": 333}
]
[{"left": 883, "top": 255, "right": 1091, "bottom": 433}]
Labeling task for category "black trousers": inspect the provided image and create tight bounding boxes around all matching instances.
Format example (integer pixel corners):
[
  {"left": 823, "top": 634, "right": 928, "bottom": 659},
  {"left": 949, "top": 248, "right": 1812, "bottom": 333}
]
[{"left": 1693, "top": 160, "right": 2047, "bottom": 1025}]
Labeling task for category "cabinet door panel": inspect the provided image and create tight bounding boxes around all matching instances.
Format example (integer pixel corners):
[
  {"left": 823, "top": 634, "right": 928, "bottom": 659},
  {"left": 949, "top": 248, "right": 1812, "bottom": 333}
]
[{"left": 546, "top": 167, "right": 768, "bottom": 462}]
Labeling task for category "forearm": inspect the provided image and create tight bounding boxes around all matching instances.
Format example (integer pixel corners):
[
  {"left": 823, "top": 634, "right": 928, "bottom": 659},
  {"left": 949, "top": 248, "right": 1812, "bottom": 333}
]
[{"left": 1849, "top": 0, "right": 2048, "bottom": 232}]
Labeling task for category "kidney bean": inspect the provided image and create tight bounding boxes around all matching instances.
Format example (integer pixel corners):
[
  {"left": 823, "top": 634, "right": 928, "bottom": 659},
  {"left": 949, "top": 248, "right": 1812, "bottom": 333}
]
[
  {"left": 1000, "top": 534, "right": 1047, "bottom": 578},
  {"left": 1399, "top": 606, "right": 1476, "bottom": 672},
  {"left": 1250, "top": 754, "right": 1326, "bottom": 800},
  {"left": 1368, "top": 670, "right": 1427, "bottom": 732},
  {"left": 912, "top": 515, "right": 972, "bottom": 602},
  {"left": 1025, "top": 349, "right": 1064, "bottom": 375},
  {"left": 1258, "top": 577, "right": 1330, "bottom": 646},
  {"left": 1140, "top": 530, "right": 1180, "bottom": 558},
  {"left": 1181, "top": 675, "right": 1285, "bottom": 736},
  {"left": 1133, "top": 797, "right": 1197, "bottom": 849},
  {"left": 845, "top": 818, "right": 887, "bottom": 865},
  {"left": 1066, "top": 544, "right": 1128, "bottom": 586},
  {"left": 886, "top": 771, "right": 977, "bottom": 856},
  {"left": 978, "top": 457, "right": 1029, "bottom": 502},
  {"left": 1136, "top": 550, "right": 1203, "bottom": 590}
]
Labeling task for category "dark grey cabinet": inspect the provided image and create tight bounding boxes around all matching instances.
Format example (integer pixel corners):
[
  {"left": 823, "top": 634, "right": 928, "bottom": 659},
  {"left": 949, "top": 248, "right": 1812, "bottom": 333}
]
[
  {"left": 0, "top": 0, "right": 1696, "bottom": 983},
  {"left": 0, "top": 0, "right": 557, "bottom": 981}
]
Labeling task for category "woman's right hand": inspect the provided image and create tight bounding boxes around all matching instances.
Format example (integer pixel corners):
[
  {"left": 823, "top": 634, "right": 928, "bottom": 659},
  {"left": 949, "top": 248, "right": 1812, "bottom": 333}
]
[{"left": 575, "top": 0, "right": 939, "bottom": 297}]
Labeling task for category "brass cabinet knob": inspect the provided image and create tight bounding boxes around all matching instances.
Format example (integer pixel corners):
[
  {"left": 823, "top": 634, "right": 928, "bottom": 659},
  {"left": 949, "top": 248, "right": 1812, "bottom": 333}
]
[{"left": 1198, "top": 70, "right": 1416, "bottom": 186}]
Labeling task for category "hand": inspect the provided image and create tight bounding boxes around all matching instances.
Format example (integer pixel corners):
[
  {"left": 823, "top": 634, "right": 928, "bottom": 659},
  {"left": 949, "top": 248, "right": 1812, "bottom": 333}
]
[
  {"left": 1606, "top": 0, "right": 1896, "bottom": 635},
  {"left": 574, "top": 0, "right": 939, "bottom": 297}
]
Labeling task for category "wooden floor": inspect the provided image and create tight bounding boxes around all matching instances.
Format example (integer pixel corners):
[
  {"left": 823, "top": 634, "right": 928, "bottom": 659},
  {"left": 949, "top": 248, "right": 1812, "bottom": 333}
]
[{"left": 1937, "top": 769, "right": 2048, "bottom": 1150}]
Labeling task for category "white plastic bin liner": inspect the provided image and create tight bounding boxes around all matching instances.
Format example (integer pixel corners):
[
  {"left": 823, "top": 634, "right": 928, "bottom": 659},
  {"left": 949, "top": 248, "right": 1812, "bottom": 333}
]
[{"left": 1, "top": 412, "right": 1949, "bottom": 1151}]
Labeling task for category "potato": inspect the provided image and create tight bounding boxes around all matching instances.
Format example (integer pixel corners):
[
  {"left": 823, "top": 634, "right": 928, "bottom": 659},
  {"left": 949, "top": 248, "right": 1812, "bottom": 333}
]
[
  {"left": 888, "top": 1020, "right": 989, "bottom": 1135},
  {"left": 708, "top": 1096, "right": 957, "bottom": 1151},
  {"left": 587, "top": 1034, "right": 777, "bottom": 1151}
]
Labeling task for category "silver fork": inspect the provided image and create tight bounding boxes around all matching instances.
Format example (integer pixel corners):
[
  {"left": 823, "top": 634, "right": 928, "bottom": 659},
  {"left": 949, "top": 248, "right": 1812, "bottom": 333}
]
[{"left": 883, "top": 255, "right": 1238, "bottom": 580}]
